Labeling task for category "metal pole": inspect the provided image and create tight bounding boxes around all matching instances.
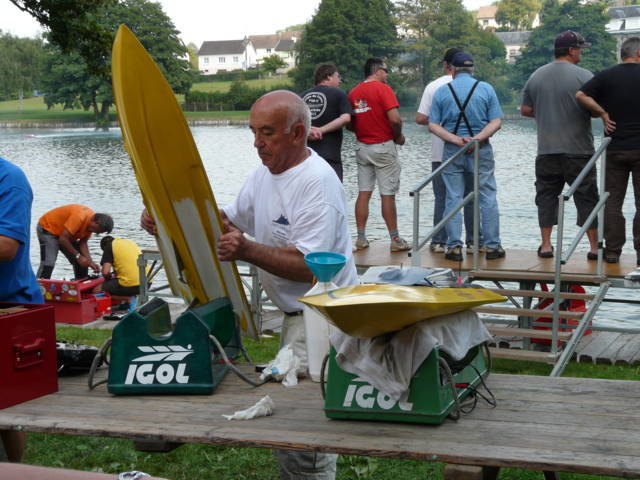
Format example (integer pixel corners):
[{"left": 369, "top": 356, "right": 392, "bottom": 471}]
[
  {"left": 597, "top": 148, "right": 607, "bottom": 277},
  {"left": 552, "top": 195, "right": 566, "bottom": 355},
  {"left": 412, "top": 191, "right": 421, "bottom": 267},
  {"left": 473, "top": 142, "right": 480, "bottom": 271}
]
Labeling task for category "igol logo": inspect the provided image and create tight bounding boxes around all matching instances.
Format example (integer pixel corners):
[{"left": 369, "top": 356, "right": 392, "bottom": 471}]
[
  {"left": 342, "top": 377, "right": 413, "bottom": 411},
  {"left": 124, "top": 345, "right": 194, "bottom": 385}
]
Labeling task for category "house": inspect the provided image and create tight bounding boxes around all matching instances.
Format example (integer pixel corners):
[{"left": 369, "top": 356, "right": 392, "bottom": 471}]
[
  {"left": 607, "top": 5, "right": 640, "bottom": 53},
  {"left": 197, "top": 38, "right": 257, "bottom": 74},
  {"left": 274, "top": 38, "right": 296, "bottom": 71},
  {"left": 476, "top": 4, "right": 540, "bottom": 31},
  {"left": 476, "top": 6, "right": 499, "bottom": 29},
  {"left": 249, "top": 31, "right": 300, "bottom": 72},
  {"left": 494, "top": 31, "right": 532, "bottom": 64}
]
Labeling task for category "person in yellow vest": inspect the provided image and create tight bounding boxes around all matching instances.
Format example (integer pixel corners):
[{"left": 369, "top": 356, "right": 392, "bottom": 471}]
[{"left": 93, "top": 236, "right": 144, "bottom": 300}]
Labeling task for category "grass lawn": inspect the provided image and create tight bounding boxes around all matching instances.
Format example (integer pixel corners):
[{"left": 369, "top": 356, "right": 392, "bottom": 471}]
[
  {"left": 15, "top": 325, "right": 636, "bottom": 479},
  {"left": 190, "top": 77, "right": 292, "bottom": 93}
]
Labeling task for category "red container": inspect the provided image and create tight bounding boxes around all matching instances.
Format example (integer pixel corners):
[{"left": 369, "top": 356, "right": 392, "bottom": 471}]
[
  {"left": 92, "top": 293, "right": 112, "bottom": 316},
  {"left": 49, "top": 298, "right": 98, "bottom": 325},
  {"left": 0, "top": 302, "right": 58, "bottom": 409},
  {"left": 39, "top": 277, "right": 104, "bottom": 303}
]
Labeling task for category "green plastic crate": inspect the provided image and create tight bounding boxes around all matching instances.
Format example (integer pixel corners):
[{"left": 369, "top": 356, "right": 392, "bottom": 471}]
[
  {"left": 107, "top": 297, "right": 238, "bottom": 395},
  {"left": 324, "top": 344, "right": 487, "bottom": 424}
]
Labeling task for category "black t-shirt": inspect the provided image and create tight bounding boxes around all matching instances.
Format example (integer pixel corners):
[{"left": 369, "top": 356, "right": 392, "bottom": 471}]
[
  {"left": 580, "top": 63, "right": 640, "bottom": 150},
  {"left": 300, "top": 85, "right": 353, "bottom": 164}
]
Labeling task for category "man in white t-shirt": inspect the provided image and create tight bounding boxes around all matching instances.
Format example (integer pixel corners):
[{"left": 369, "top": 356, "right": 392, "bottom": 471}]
[
  {"left": 416, "top": 47, "right": 482, "bottom": 254},
  {"left": 218, "top": 90, "right": 358, "bottom": 480}
]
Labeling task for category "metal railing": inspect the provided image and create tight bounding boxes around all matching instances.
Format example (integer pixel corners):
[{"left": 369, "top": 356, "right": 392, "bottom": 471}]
[
  {"left": 410, "top": 139, "right": 481, "bottom": 269},
  {"left": 549, "top": 138, "right": 611, "bottom": 374}
]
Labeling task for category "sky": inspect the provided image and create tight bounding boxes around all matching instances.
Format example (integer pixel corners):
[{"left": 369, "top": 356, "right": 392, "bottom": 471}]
[{"left": 0, "top": 0, "right": 489, "bottom": 47}]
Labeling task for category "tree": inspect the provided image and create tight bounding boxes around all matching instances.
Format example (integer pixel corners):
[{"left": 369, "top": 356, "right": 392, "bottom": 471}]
[
  {"left": 8, "top": 0, "right": 115, "bottom": 75},
  {"left": 186, "top": 42, "right": 199, "bottom": 70},
  {"left": 0, "top": 30, "right": 46, "bottom": 101},
  {"left": 291, "top": 0, "right": 398, "bottom": 91},
  {"left": 395, "top": 0, "right": 511, "bottom": 103},
  {"left": 495, "top": 0, "right": 542, "bottom": 31},
  {"left": 41, "top": 0, "right": 195, "bottom": 124},
  {"left": 513, "top": 0, "right": 616, "bottom": 89},
  {"left": 261, "top": 54, "right": 287, "bottom": 75}
]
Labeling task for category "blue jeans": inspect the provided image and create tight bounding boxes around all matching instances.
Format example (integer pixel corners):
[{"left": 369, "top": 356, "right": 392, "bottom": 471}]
[
  {"left": 432, "top": 161, "right": 483, "bottom": 245},
  {"left": 442, "top": 143, "right": 500, "bottom": 249}
]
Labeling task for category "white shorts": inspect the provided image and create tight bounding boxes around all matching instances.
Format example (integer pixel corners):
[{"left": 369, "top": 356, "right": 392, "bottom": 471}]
[{"left": 355, "top": 140, "right": 401, "bottom": 195}]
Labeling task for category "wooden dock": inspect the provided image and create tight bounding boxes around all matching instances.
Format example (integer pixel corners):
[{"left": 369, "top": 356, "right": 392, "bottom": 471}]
[
  {"left": 353, "top": 244, "right": 639, "bottom": 280},
  {"left": 3, "top": 368, "right": 640, "bottom": 478}
]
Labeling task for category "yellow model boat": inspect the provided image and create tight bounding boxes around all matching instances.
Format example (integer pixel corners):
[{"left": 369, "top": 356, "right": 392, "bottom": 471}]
[
  {"left": 299, "top": 284, "right": 505, "bottom": 338},
  {"left": 111, "top": 26, "right": 257, "bottom": 338}
]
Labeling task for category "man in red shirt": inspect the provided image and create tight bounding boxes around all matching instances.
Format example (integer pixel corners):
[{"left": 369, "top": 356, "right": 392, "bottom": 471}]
[
  {"left": 348, "top": 58, "right": 410, "bottom": 252},
  {"left": 36, "top": 204, "right": 113, "bottom": 279}
]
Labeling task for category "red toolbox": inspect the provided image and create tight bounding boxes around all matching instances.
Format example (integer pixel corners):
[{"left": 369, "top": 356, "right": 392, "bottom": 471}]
[
  {"left": 0, "top": 302, "right": 58, "bottom": 409},
  {"left": 38, "top": 277, "right": 106, "bottom": 325}
]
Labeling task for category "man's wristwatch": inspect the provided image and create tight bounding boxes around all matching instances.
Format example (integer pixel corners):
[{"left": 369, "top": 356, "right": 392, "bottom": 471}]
[{"left": 75, "top": 252, "right": 82, "bottom": 259}]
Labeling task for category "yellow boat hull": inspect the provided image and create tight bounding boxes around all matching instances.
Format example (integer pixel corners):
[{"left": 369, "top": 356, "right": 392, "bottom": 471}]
[
  {"left": 299, "top": 284, "right": 505, "bottom": 338},
  {"left": 111, "top": 25, "right": 257, "bottom": 338}
]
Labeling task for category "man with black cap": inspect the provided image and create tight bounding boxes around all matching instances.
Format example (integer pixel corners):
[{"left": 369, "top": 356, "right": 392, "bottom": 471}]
[
  {"left": 416, "top": 47, "right": 483, "bottom": 254},
  {"left": 521, "top": 30, "right": 599, "bottom": 261},
  {"left": 429, "top": 51, "right": 504, "bottom": 262}
]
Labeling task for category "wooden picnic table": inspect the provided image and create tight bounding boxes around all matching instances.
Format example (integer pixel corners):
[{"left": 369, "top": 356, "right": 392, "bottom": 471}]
[{"left": 2, "top": 367, "right": 640, "bottom": 479}]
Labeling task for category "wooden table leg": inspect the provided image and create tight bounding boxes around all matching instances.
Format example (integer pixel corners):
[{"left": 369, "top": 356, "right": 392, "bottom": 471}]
[{"left": 443, "top": 464, "right": 500, "bottom": 480}]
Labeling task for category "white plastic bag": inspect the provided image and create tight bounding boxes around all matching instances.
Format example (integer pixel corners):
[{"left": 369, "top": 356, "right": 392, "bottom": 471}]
[{"left": 259, "top": 344, "right": 305, "bottom": 387}]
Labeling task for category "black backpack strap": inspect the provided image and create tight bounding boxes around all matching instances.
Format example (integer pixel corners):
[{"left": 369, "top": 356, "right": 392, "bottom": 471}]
[{"left": 448, "top": 80, "right": 480, "bottom": 137}]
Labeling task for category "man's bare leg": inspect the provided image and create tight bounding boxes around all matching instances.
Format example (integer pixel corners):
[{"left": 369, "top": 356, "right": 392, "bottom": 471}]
[
  {"left": 586, "top": 228, "right": 598, "bottom": 255},
  {"left": 355, "top": 191, "right": 372, "bottom": 230},
  {"left": 540, "top": 226, "right": 553, "bottom": 254},
  {"left": 381, "top": 194, "right": 399, "bottom": 233}
]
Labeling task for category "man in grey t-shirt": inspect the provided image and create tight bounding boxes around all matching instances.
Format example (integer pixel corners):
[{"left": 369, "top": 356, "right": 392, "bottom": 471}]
[{"left": 521, "top": 30, "right": 599, "bottom": 260}]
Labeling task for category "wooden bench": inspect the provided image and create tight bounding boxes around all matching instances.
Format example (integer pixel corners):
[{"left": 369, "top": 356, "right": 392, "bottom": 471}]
[{"left": 1, "top": 367, "right": 639, "bottom": 479}]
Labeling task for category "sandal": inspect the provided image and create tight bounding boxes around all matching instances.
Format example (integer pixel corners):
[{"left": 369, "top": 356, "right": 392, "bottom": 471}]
[{"left": 537, "top": 245, "right": 554, "bottom": 258}]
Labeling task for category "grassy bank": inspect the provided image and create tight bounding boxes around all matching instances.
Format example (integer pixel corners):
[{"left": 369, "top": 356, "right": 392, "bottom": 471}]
[
  {"left": 16, "top": 325, "right": 635, "bottom": 479},
  {"left": 191, "top": 77, "right": 291, "bottom": 93}
]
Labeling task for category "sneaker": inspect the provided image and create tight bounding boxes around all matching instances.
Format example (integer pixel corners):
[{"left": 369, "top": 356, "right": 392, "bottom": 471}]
[
  {"left": 485, "top": 246, "right": 506, "bottom": 260},
  {"left": 390, "top": 237, "right": 411, "bottom": 252},
  {"left": 466, "top": 242, "right": 485, "bottom": 254},
  {"left": 444, "top": 246, "right": 463, "bottom": 261},
  {"left": 429, "top": 242, "right": 446, "bottom": 253},
  {"left": 355, "top": 238, "right": 369, "bottom": 250}
]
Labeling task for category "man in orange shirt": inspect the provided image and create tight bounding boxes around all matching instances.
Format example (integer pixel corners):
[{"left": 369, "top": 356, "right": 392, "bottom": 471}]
[{"left": 36, "top": 204, "right": 113, "bottom": 279}]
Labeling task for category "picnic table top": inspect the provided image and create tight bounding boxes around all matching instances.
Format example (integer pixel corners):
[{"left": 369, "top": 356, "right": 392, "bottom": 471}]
[{"left": 2, "top": 367, "right": 640, "bottom": 477}]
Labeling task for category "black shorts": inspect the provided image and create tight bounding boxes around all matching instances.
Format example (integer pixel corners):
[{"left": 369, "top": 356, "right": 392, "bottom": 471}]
[
  {"left": 101, "top": 278, "right": 139, "bottom": 297},
  {"left": 535, "top": 154, "right": 599, "bottom": 228}
]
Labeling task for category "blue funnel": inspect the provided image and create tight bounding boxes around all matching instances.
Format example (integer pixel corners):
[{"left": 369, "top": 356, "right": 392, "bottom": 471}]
[{"left": 304, "top": 252, "right": 346, "bottom": 282}]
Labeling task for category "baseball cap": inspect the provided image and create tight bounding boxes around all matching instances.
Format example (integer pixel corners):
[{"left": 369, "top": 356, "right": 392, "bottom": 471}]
[
  {"left": 554, "top": 30, "right": 591, "bottom": 49},
  {"left": 451, "top": 52, "right": 474, "bottom": 67},
  {"left": 443, "top": 47, "right": 462, "bottom": 64}
]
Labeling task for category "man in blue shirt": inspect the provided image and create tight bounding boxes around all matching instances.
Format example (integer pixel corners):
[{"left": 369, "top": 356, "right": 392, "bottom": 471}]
[
  {"left": 429, "top": 52, "right": 504, "bottom": 261},
  {"left": 0, "top": 156, "right": 43, "bottom": 463}
]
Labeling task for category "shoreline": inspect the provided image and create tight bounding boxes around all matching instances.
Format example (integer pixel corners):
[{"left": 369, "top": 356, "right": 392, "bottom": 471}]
[{"left": 0, "top": 113, "right": 525, "bottom": 129}]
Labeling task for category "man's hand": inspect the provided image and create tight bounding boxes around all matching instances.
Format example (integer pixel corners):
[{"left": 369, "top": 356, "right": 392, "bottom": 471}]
[
  {"left": 140, "top": 209, "right": 156, "bottom": 235},
  {"left": 308, "top": 126, "right": 323, "bottom": 141},
  {"left": 217, "top": 223, "right": 247, "bottom": 262},
  {"left": 601, "top": 112, "right": 616, "bottom": 135},
  {"left": 89, "top": 262, "right": 100, "bottom": 273},
  {"left": 394, "top": 134, "right": 406, "bottom": 146}
]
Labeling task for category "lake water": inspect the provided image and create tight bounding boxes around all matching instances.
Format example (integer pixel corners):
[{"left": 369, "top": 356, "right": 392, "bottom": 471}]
[{"left": 2, "top": 118, "right": 638, "bottom": 328}]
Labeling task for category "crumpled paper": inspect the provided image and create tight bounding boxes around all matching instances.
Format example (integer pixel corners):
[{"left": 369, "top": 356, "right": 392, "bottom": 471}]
[
  {"left": 259, "top": 344, "right": 305, "bottom": 387},
  {"left": 222, "top": 395, "right": 275, "bottom": 420}
]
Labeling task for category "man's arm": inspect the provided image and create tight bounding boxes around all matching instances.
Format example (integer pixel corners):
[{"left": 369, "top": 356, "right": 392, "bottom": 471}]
[
  {"left": 470, "top": 118, "right": 502, "bottom": 143},
  {"left": 576, "top": 91, "right": 616, "bottom": 134},
  {"left": 101, "top": 262, "right": 113, "bottom": 279},
  {"left": 318, "top": 113, "right": 351, "bottom": 134},
  {"left": 217, "top": 224, "right": 312, "bottom": 282},
  {"left": 520, "top": 105, "right": 534, "bottom": 118},
  {"left": 428, "top": 122, "right": 465, "bottom": 147},
  {"left": 0, "top": 235, "right": 19, "bottom": 262},
  {"left": 386, "top": 108, "right": 405, "bottom": 145}
]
